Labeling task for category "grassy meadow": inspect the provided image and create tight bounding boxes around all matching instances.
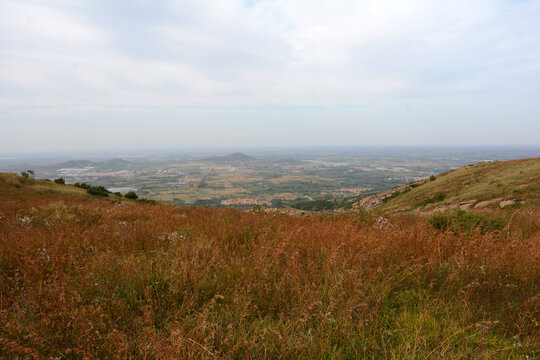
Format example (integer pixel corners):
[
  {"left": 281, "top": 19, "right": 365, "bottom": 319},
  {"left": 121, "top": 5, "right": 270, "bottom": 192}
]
[{"left": 0, "top": 173, "right": 539, "bottom": 359}]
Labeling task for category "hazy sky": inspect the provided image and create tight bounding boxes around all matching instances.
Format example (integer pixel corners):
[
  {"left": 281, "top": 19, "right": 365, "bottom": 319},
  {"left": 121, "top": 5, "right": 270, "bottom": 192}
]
[{"left": 1, "top": 0, "right": 539, "bottom": 153}]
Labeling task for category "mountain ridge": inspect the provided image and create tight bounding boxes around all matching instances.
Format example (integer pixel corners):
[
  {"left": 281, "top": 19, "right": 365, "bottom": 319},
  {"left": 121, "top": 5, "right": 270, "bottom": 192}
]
[{"left": 203, "top": 152, "right": 256, "bottom": 162}]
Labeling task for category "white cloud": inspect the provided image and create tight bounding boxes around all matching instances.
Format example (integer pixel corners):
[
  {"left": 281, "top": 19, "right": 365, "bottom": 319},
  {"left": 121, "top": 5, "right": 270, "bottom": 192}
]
[
  {"left": 0, "top": 0, "right": 539, "bottom": 150},
  {"left": 0, "top": 2, "right": 102, "bottom": 44}
]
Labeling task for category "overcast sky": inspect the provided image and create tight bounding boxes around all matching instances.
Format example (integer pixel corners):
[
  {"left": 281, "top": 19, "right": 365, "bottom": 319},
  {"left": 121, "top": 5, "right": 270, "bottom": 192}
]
[{"left": 1, "top": 0, "right": 539, "bottom": 153}]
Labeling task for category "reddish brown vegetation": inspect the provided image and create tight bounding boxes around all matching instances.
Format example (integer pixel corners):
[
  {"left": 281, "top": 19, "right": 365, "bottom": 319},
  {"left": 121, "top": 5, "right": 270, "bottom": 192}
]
[{"left": 0, "top": 174, "right": 538, "bottom": 358}]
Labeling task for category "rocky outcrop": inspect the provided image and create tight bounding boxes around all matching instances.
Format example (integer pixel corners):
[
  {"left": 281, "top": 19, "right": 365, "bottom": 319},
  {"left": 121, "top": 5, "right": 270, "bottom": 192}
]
[
  {"left": 458, "top": 200, "right": 477, "bottom": 210},
  {"left": 499, "top": 199, "right": 516, "bottom": 208},
  {"left": 474, "top": 199, "right": 502, "bottom": 209},
  {"left": 354, "top": 178, "right": 429, "bottom": 210}
]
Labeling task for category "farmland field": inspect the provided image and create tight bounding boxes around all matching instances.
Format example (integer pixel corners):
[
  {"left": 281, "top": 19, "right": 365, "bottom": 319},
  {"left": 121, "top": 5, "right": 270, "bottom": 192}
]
[{"left": 2, "top": 147, "right": 540, "bottom": 208}]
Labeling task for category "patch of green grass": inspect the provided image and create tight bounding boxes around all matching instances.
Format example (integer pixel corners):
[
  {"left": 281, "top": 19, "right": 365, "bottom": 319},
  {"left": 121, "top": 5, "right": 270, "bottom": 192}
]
[
  {"left": 429, "top": 210, "right": 508, "bottom": 233},
  {"left": 430, "top": 214, "right": 451, "bottom": 231},
  {"left": 419, "top": 191, "right": 447, "bottom": 207}
]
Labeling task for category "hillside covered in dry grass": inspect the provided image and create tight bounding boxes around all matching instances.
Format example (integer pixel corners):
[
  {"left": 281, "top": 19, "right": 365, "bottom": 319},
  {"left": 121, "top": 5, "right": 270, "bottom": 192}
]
[
  {"left": 0, "top": 168, "right": 539, "bottom": 359},
  {"left": 359, "top": 157, "right": 540, "bottom": 214}
]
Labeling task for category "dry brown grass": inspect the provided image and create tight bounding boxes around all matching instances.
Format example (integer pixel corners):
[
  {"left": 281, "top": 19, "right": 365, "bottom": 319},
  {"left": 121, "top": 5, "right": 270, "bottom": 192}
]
[{"left": 0, "top": 174, "right": 538, "bottom": 359}]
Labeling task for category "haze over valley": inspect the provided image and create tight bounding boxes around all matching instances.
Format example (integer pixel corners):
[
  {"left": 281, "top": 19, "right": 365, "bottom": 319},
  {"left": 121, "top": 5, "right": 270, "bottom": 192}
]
[{"left": 2, "top": 146, "right": 539, "bottom": 209}]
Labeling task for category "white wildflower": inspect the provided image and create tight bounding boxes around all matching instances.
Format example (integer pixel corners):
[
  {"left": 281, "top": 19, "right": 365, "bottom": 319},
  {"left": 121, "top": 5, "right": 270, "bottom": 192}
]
[
  {"left": 18, "top": 216, "right": 33, "bottom": 225},
  {"left": 374, "top": 216, "right": 391, "bottom": 230},
  {"left": 37, "top": 248, "right": 50, "bottom": 262}
]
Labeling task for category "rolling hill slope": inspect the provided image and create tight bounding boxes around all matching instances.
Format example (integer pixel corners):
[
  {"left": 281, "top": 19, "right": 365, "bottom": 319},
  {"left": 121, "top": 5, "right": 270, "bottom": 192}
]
[{"left": 356, "top": 157, "right": 540, "bottom": 213}]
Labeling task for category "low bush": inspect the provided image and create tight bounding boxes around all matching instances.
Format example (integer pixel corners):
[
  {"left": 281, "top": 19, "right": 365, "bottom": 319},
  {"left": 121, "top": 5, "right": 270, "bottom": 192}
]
[
  {"left": 430, "top": 210, "right": 508, "bottom": 233},
  {"left": 382, "top": 188, "right": 410, "bottom": 203},
  {"left": 292, "top": 199, "right": 337, "bottom": 211},
  {"left": 453, "top": 210, "right": 485, "bottom": 232},
  {"left": 429, "top": 214, "right": 451, "bottom": 231},
  {"left": 74, "top": 182, "right": 111, "bottom": 197},
  {"left": 137, "top": 198, "right": 157, "bottom": 204},
  {"left": 481, "top": 215, "right": 506, "bottom": 232},
  {"left": 74, "top": 182, "right": 91, "bottom": 189},
  {"left": 124, "top": 191, "right": 138, "bottom": 200},
  {"left": 433, "top": 191, "right": 446, "bottom": 202},
  {"left": 419, "top": 191, "right": 446, "bottom": 206},
  {"left": 20, "top": 170, "right": 35, "bottom": 180},
  {"left": 86, "top": 185, "right": 110, "bottom": 197}
]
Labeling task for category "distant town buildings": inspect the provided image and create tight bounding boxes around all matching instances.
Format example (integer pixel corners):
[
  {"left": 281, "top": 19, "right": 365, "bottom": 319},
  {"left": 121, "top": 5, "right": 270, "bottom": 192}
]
[
  {"left": 221, "top": 198, "right": 271, "bottom": 206},
  {"left": 321, "top": 188, "right": 372, "bottom": 196},
  {"left": 59, "top": 168, "right": 133, "bottom": 177},
  {"left": 181, "top": 177, "right": 202, "bottom": 183}
]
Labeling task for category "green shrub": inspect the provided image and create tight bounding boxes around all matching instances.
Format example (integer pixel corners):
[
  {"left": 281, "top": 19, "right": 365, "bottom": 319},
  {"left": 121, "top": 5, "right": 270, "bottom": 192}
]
[
  {"left": 74, "top": 182, "right": 112, "bottom": 197},
  {"left": 74, "top": 182, "right": 91, "bottom": 189},
  {"left": 292, "top": 199, "right": 336, "bottom": 211},
  {"left": 453, "top": 210, "right": 485, "bottom": 232},
  {"left": 419, "top": 192, "right": 446, "bottom": 207},
  {"left": 430, "top": 215, "right": 450, "bottom": 231},
  {"left": 430, "top": 210, "right": 508, "bottom": 233},
  {"left": 433, "top": 192, "right": 446, "bottom": 202},
  {"left": 252, "top": 205, "right": 267, "bottom": 213},
  {"left": 124, "top": 191, "right": 138, "bottom": 200},
  {"left": 383, "top": 189, "right": 406, "bottom": 203},
  {"left": 54, "top": 178, "right": 65, "bottom": 184},
  {"left": 481, "top": 216, "right": 506, "bottom": 232},
  {"left": 137, "top": 198, "right": 157, "bottom": 205},
  {"left": 20, "top": 170, "right": 35, "bottom": 179},
  {"left": 86, "top": 186, "right": 110, "bottom": 197}
]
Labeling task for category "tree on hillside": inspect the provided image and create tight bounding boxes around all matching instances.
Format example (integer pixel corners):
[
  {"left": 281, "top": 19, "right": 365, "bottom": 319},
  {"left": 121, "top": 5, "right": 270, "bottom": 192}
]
[
  {"left": 124, "top": 191, "right": 138, "bottom": 200},
  {"left": 20, "top": 170, "right": 35, "bottom": 179}
]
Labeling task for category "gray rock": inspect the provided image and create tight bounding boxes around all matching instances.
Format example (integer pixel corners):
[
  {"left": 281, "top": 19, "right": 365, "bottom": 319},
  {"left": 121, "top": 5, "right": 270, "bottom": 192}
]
[
  {"left": 499, "top": 199, "right": 516, "bottom": 208},
  {"left": 474, "top": 198, "right": 502, "bottom": 209},
  {"left": 458, "top": 200, "right": 476, "bottom": 210}
]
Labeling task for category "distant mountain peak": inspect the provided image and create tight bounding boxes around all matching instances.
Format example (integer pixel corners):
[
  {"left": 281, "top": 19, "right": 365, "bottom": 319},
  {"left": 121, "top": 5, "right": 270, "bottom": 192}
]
[
  {"left": 55, "top": 158, "right": 131, "bottom": 170},
  {"left": 56, "top": 160, "right": 97, "bottom": 168},
  {"left": 227, "top": 152, "right": 255, "bottom": 160},
  {"left": 204, "top": 152, "right": 256, "bottom": 162},
  {"left": 99, "top": 158, "right": 130, "bottom": 165}
]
